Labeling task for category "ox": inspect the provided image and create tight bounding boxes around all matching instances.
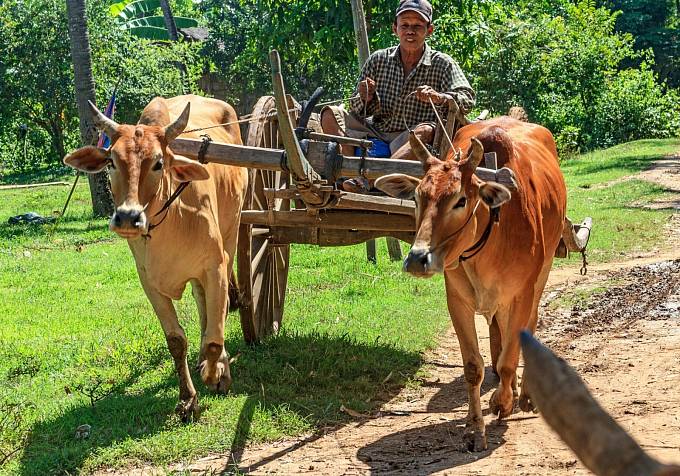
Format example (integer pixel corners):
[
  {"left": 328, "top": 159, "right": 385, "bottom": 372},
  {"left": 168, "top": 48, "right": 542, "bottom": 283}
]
[
  {"left": 376, "top": 117, "right": 566, "bottom": 451},
  {"left": 64, "top": 95, "right": 248, "bottom": 420}
]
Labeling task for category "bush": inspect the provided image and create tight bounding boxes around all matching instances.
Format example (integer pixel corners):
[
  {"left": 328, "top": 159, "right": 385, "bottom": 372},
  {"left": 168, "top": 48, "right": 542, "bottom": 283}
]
[{"left": 590, "top": 67, "right": 680, "bottom": 148}]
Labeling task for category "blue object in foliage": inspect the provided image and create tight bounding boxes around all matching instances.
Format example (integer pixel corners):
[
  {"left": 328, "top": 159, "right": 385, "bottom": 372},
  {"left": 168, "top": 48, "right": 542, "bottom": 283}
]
[{"left": 355, "top": 138, "right": 391, "bottom": 158}]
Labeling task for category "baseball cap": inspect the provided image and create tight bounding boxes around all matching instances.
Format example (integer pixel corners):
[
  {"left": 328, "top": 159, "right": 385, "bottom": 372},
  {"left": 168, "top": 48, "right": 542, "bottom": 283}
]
[{"left": 395, "top": 0, "right": 433, "bottom": 24}]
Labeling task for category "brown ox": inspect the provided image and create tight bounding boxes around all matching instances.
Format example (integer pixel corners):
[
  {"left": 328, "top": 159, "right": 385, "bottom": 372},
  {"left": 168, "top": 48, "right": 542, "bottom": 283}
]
[
  {"left": 376, "top": 116, "right": 566, "bottom": 451},
  {"left": 64, "top": 95, "right": 248, "bottom": 420}
]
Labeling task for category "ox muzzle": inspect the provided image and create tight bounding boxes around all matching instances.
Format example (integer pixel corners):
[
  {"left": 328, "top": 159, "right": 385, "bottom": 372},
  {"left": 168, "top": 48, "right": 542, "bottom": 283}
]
[
  {"left": 403, "top": 246, "right": 443, "bottom": 277},
  {"left": 110, "top": 203, "right": 148, "bottom": 238}
]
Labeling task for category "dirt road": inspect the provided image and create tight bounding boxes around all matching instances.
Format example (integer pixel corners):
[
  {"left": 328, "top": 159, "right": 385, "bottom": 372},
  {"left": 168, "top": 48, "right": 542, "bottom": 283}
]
[{"left": 121, "top": 156, "right": 680, "bottom": 475}]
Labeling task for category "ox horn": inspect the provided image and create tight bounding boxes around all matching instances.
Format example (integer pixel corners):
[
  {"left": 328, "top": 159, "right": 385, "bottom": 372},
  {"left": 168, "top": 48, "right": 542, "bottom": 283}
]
[
  {"left": 88, "top": 100, "right": 119, "bottom": 139},
  {"left": 164, "top": 102, "right": 191, "bottom": 143},
  {"left": 462, "top": 138, "right": 484, "bottom": 172},
  {"left": 408, "top": 130, "right": 433, "bottom": 164},
  {"left": 520, "top": 331, "right": 664, "bottom": 476}
]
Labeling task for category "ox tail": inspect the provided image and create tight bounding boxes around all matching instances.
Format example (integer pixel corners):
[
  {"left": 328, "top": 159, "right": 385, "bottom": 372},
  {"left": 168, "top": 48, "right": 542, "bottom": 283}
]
[
  {"left": 520, "top": 331, "right": 665, "bottom": 476},
  {"left": 508, "top": 106, "right": 528, "bottom": 122}
]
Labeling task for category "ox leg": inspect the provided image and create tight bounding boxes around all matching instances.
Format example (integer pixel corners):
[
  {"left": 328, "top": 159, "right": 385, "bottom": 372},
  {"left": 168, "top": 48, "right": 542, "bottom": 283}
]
[
  {"left": 191, "top": 279, "right": 208, "bottom": 370},
  {"left": 146, "top": 290, "right": 199, "bottom": 422},
  {"left": 519, "top": 262, "right": 552, "bottom": 413},
  {"left": 198, "top": 271, "right": 232, "bottom": 394},
  {"left": 446, "top": 291, "right": 487, "bottom": 451},
  {"left": 490, "top": 294, "right": 536, "bottom": 419},
  {"left": 489, "top": 315, "right": 502, "bottom": 378}
]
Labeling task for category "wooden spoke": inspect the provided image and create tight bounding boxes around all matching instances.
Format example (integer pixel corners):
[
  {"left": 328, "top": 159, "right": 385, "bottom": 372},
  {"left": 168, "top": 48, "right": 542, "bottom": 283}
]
[{"left": 238, "top": 96, "right": 292, "bottom": 343}]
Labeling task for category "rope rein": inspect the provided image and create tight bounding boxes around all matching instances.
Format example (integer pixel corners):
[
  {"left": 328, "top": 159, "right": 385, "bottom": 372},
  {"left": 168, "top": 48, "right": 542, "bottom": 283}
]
[{"left": 143, "top": 134, "right": 212, "bottom": 238}]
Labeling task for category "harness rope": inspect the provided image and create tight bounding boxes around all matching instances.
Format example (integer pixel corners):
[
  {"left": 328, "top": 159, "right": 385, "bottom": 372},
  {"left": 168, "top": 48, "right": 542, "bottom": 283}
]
[{"left": 144, "top": 134, "right": 212, "bottom": 238}]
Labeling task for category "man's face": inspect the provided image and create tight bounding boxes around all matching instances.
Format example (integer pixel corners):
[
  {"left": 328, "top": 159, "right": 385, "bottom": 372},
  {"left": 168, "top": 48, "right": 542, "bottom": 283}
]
[{"left": 392, "top": 11, "right": 433, "bottom": 55}]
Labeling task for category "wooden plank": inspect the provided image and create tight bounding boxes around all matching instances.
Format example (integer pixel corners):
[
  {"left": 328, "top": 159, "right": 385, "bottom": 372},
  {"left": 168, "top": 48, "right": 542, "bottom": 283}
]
[
  {"left": 241, "top": 210, "right": 415, "bottom": 232},
  {"left": 269, "top": 227, "right": 414, "bottom": 247},
  {"left": 484, "top": 151, "right": 498, "bottom": 170},
  {"left": 262, "top": 188, "right": 415, "bottom": 216},
  {"left": 333, "top": 192, "right": 415, "bottom": 216}
]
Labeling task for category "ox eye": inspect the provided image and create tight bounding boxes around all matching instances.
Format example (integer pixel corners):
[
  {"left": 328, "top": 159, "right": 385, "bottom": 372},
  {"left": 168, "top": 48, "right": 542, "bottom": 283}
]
[
  {"left": 453, "top": 197, "right": 467, "bottom": 209},
  {"left": 108, "top": 159, "right": 116, "bottom": 170},
  {"left": 152, "top": 159, "right": 163, "bottom": 171}
]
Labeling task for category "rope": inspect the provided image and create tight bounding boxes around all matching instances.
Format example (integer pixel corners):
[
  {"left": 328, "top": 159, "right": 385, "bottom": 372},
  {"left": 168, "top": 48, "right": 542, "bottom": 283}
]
[{"left": 428, "top": 97, "right": 454, "bottom": 154}]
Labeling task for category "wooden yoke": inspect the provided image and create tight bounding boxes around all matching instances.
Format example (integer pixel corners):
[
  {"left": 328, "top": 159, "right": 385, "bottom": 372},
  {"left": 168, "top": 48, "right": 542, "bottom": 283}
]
[{"left": 270, "top": 50, "right": 327, "bottom": 207}]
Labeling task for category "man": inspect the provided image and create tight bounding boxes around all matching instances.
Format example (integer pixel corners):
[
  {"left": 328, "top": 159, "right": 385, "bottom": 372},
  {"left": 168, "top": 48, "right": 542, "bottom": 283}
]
[{"left": 321, "top": 0, "right": 475, "bottom": 192}]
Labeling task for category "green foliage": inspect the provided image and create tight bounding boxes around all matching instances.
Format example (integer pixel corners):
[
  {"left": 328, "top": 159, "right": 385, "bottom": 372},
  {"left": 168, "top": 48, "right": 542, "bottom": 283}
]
[
  {"left": 474, "top": 1, "right": 680, "bottom": 154},
  {"left": 600, "top": 0, "right": 680, "bottom": 87},
  {"left": 112, "top": 0, "right": 199, "bottom": 41},
  {"left": 0, "top": 0, "right": 203, "bottom": 177}
]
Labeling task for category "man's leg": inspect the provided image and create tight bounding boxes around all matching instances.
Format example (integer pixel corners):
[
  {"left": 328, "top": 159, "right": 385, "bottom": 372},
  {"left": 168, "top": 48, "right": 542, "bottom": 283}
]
[
  {"left": 320, "top": 107, "right": 357, "bottom": 156},
  {"left": 390, "top": 123, "right": 435, "bottom": 162}
]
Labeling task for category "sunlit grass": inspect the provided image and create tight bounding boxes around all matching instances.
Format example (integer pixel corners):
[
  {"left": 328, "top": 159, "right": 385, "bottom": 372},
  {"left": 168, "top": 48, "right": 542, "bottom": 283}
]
[{"left": 0, "top": 138, "right": 677, "bottom": 474}]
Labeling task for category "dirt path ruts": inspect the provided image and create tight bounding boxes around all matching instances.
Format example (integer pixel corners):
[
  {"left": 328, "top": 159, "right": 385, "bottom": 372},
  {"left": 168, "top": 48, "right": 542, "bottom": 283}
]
[{"left": 113, "top": 155, "right": 680, "bottom": 476}]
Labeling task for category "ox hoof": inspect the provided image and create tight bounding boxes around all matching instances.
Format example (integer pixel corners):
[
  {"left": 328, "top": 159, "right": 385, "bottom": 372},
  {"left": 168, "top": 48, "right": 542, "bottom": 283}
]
[
  {"left": 518, "top": 393, "right": 537, "bottom": 413},
  {"left": 490, "top": 389, "right": 515, "bottom": 419},
  {"left": 199, "top": 360, "right": 232, "bottom": 395},
  {"left": 462, "top": 428, "right": 487, "bottom": 452},
  {"left": 175, "top": 395, "right": 200, "bottom": 423}
]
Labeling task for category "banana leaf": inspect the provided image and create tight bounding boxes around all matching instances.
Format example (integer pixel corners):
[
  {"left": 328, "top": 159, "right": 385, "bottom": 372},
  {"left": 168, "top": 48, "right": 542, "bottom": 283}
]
[
  {"left": 120, "top": 16, "right": 199, "bottom": 29},
  {"left": 125, "top": 26, "right": 170, "bottom": 40},
  {"left": 111, "top": 0, "right": 161, "bottom": 22}
]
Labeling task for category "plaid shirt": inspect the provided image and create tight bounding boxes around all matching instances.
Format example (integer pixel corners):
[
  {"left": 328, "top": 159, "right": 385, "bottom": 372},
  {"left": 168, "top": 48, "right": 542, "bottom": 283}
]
[{"left": 349, "top": 44, "right": 475, "bottom": 134}]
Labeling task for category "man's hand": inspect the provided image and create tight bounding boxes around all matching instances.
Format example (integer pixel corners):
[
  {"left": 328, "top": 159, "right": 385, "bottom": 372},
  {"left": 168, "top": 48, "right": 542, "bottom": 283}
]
[
  {"left": 415, "top": 85, "right": 447, "bottom": 106},
  {"left": 358, "top": 77, "right": 376, "bottom": 103}
]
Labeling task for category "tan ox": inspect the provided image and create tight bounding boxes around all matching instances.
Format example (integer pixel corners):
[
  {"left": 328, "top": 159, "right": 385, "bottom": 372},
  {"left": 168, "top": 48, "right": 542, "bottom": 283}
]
[
  {"left": 376, "top": 117, "right": 567, "bottom": 451},
  {"left": 64, "top": 95, "right": 248, "bottom": 420}
]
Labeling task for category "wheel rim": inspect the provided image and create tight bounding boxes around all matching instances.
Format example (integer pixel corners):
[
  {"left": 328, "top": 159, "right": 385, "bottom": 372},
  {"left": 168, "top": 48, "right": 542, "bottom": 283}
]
[{"left": 238, "top": 96, "right": 291, "bottom": 342}]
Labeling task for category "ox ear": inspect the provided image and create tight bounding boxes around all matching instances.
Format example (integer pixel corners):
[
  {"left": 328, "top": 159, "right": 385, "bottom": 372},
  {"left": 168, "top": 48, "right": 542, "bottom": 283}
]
[
  {"left": 374, "top": 174, "right": 420, "bottom": 200},
  {"left": 63, "top": 146, "right": 110, "bottom": 173},
  {"left": 478, "top": 181, "right": 511, "bottom": 209},
  {"left": 169, "top": 154, "right": 210, "bottom": 182},
  {"left": 164, "top": 102, "right": 190, "bottom": 142},
  {"left": 461, "top": 138, "right": 484, "bottom": 174}
]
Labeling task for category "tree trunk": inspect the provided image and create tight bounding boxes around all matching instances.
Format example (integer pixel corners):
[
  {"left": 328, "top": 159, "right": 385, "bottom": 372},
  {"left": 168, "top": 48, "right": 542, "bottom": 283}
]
[
  {"left": 65, "top": 0, "right": 114, "bottom": 218},
  {"left": 159, "top": 0, "right": 179, "bottom": 41}
]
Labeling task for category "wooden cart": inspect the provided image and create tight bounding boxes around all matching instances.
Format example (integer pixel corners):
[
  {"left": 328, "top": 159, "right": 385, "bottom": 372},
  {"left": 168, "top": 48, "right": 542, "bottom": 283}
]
[{"left": 171, "top": 51, "right": 586, "bottom": 343}]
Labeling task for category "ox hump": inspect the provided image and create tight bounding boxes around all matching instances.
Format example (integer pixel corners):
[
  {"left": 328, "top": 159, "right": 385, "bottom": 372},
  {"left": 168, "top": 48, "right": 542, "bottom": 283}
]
[{"left": 476, "top": 126, "right": 514, "bottom": 168}]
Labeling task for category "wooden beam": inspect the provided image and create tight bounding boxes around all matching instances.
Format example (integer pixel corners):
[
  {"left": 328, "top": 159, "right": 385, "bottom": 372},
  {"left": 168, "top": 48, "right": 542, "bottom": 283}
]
[
  {"left": 171, "top": 138, "right": 284, "bottom": 170},
  {"left": 270, "top": 50, "right": 324, "bottom": 205},
  {"left": 240, "top": 210, "right": 415, "bottom": 232},
  {"left": 172, "top": 137, "right": 517, "bottom": 191}
]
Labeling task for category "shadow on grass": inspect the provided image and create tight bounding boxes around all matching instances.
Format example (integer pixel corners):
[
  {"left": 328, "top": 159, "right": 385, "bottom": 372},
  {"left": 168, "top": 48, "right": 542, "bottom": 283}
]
[
  {"left": 0, "top": 165, "right": 73, "bottom": 186},
  {"left": 0, "top": 216, "right": 110, "bottom": 245},
  {"left": 17, "top": 331, "right": 423, "bottom": 475}
]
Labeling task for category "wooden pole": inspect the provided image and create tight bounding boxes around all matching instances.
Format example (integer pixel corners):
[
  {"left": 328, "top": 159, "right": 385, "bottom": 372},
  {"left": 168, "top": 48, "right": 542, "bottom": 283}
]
[
  {"left": 350, "top": 0, "right": 370, "bottom": 67},
  {"left": 350, "top": 0, "right": 402, "bottom": 262}
]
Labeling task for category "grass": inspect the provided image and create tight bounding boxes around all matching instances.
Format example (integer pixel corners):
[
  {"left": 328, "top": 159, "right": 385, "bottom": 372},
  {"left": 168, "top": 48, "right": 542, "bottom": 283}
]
[{"left": 0, "top": 138, "right": 678, "bottom": 474}]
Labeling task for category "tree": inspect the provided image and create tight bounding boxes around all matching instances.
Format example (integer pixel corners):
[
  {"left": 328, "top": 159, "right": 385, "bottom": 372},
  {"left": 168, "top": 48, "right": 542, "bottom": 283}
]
[{"left": 65, "top": 0, "right": 114, "bottom": 217}]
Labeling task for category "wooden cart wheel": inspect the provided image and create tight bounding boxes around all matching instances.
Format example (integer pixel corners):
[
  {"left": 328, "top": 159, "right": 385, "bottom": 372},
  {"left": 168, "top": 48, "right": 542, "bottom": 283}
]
[{"left": 238, "top": 96, "right": 291, "bottom": 343}]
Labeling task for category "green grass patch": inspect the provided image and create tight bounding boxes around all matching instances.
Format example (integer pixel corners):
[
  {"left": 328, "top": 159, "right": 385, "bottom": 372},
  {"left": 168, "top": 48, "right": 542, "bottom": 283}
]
[{"left": 0, "top": 138, "right": 678, "bottom": 474}]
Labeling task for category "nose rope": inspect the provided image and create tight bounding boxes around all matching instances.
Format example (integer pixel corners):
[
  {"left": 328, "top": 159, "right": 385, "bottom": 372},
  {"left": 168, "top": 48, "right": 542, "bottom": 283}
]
[{"left": 143, "top": 134, "right": 212, "bottom": 238}]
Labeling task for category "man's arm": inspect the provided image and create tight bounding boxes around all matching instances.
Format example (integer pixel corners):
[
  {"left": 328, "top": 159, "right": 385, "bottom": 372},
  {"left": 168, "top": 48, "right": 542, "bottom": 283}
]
[
  {"left": 441, "top": 60, "right": 475, "bottom": 115},
  {"left": 349, "top": 55, "right": 381, "bottom": 119}
]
